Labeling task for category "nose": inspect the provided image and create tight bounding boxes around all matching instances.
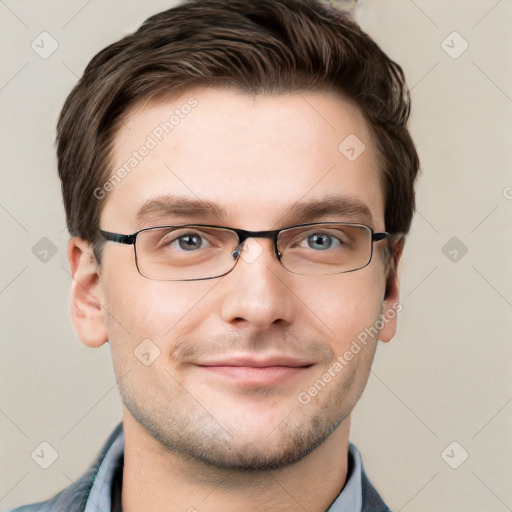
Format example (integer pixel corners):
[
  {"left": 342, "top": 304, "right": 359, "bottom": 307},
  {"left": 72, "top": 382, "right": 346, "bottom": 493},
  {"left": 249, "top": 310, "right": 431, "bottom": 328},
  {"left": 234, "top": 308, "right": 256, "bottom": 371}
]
[{"left": 218, "top": 238, "right": 296, "bottom": 331}]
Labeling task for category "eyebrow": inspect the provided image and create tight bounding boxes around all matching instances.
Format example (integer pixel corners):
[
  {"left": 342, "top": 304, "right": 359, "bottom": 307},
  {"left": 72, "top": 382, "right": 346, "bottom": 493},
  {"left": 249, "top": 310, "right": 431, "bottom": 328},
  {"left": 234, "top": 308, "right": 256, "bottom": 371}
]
[
  {"left": 284, "top": 194, "right": 374, "bottom": 227},
  {"left": 136, "top": 194, "right": 229, "bottom": 226},
  {"left": 135, "top": 193, "right": 374, "bottom": 228}
]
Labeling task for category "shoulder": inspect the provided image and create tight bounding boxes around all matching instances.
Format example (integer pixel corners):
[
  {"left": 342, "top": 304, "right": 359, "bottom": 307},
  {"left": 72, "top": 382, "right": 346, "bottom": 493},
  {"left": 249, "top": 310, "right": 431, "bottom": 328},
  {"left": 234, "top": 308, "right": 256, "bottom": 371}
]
[
  {"left": 361, "top": 468, "right": 392, "bottom": 512},
  {"left": 8, "top": 469, "right": 92, "bottom": 512},
  {"left": 8, "top": 422, "right": 123, "bottom": 512}
]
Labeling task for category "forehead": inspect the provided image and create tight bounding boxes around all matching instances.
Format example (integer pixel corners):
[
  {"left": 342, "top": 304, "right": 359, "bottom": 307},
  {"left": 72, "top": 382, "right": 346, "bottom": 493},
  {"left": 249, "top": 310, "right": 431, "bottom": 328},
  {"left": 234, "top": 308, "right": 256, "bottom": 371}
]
[{"left": 101, "top": 87, "right": 385, "bottom": 231}]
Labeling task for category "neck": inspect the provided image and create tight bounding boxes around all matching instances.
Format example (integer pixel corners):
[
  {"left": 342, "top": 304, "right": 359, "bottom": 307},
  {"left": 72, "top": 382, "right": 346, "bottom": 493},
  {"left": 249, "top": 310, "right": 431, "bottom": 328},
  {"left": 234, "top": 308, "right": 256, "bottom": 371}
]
[{"left": 121, "top": 410, "right": 351, "bottom": 512}]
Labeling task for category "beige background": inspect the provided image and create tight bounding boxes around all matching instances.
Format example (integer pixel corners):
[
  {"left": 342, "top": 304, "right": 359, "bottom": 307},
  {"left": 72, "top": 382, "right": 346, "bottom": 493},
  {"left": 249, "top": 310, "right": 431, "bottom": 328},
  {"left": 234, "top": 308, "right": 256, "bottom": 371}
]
[{"left": 1, "top": 1, "right": 511, "bottom": 510}]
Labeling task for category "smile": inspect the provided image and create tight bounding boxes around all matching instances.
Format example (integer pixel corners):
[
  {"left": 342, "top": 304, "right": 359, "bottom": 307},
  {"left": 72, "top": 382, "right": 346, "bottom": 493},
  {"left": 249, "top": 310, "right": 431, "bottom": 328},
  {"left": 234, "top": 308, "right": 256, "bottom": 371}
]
[{"left": 196, "top": 359, "right": 314, "bottom": 387}]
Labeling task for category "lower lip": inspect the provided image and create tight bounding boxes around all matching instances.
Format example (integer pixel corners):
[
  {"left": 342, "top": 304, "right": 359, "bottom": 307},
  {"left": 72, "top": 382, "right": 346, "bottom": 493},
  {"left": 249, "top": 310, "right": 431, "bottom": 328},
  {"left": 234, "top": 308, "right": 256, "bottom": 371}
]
[{"left": 199, "top": 365, "right": 310, "bottom": 386}]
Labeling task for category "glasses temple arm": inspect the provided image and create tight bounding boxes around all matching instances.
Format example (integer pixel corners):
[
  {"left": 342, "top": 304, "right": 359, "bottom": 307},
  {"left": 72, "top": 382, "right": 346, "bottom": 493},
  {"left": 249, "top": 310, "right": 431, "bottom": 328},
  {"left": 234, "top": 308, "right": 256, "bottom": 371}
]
[{"left": 99, "top": 230, "right": 136, "bottom": 245}]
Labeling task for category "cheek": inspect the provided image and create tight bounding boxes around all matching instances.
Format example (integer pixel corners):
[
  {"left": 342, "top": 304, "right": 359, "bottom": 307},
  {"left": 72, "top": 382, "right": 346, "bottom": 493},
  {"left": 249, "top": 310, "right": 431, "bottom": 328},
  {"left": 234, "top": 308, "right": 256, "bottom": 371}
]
[
  {"left": 300, "top": 271, "right": 385, "bottom": 314},
  {"left": 101, "top": 271, "right": 218, "bottom": 350},
  {"left": 298, "top": 273, "right": 386, "bottom": 352}
]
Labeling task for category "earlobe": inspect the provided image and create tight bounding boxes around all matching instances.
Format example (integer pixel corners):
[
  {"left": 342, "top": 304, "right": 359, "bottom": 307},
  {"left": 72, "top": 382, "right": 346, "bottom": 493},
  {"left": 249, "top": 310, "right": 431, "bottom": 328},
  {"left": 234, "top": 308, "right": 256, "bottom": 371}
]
[
  {"left": 379, "top": 243, "right": 404, "bottom": 343},
  {"left": 68, "top": 237, "right": 108, "bottom": 348}
]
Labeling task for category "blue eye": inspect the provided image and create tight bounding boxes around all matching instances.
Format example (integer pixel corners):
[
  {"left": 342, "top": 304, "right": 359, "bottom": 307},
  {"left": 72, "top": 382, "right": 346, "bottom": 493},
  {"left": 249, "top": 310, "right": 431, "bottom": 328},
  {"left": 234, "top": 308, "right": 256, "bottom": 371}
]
[{"left": 305, "top": 233, "right": 342, "bottom": 250}]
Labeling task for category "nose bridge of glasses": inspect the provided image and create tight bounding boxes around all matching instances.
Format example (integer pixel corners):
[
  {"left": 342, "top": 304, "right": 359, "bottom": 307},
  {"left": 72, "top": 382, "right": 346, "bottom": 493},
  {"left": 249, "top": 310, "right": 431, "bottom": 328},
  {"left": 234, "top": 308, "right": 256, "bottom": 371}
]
[{"left": 231, "top": 229, "right": 281, "bottom": 260}]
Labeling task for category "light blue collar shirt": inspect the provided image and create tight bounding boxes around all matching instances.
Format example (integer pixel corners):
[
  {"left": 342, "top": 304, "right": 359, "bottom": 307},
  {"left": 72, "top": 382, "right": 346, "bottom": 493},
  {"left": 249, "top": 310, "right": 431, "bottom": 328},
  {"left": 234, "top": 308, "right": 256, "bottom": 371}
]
[{"left": 84, "top": 428, "right": 362, "bottom": 512}]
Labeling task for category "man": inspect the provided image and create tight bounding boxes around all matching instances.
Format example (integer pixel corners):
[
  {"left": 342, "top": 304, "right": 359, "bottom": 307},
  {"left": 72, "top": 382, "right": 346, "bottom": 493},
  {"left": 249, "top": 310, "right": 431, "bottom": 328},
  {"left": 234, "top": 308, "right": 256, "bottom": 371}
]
[{"left": 12, "top": 0, "right": 419, "bottom": 510}]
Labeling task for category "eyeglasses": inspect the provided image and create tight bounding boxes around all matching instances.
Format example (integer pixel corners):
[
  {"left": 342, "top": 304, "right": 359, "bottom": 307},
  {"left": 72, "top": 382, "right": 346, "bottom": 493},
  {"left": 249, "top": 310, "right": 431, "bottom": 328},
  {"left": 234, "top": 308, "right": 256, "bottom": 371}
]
[{"left": 99, "top": 222, "right": 389, "bottom": 281}]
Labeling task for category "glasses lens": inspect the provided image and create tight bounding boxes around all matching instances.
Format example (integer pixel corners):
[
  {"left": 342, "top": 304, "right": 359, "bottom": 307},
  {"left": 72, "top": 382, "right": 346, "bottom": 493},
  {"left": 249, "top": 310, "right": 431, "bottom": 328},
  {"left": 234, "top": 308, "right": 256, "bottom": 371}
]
[
  {"left": 278, "top": 223, "right": 372, "bottom": 275},
  {"left": 135, "top": 226, "right": 239, "bottom": 280}
]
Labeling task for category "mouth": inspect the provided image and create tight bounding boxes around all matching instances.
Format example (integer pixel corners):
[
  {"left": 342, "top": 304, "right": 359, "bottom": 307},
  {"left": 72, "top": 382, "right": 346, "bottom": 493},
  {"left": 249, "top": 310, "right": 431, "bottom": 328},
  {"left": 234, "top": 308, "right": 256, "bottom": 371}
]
[{"left": 195, "top": 354, "right": 314, "bottom": 387}]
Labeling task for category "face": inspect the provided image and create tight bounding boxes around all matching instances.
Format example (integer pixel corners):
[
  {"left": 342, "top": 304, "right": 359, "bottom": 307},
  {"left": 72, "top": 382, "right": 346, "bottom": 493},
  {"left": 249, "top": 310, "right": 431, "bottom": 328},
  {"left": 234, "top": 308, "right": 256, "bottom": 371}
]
[{"left": 71, "top": 87, "right": 400, "bottom": 471}]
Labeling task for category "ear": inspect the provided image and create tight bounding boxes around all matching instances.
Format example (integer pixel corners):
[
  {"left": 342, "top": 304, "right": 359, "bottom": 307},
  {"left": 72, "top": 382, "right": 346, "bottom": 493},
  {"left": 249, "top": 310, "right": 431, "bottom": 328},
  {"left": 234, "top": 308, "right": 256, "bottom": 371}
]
[
  {"left": 67, "top": 237, "right": 108, "bottom": 348},
  {"left": 379, "top": 242, "right": 404, "bottom": 343}
]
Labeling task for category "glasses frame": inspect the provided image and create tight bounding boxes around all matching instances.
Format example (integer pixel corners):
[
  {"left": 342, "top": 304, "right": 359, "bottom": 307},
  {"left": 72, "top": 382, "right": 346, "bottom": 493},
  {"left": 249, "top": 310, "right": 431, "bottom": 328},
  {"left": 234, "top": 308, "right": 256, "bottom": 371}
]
[{"left": 99, "top": 222, "right": 389, "bottom": 281}]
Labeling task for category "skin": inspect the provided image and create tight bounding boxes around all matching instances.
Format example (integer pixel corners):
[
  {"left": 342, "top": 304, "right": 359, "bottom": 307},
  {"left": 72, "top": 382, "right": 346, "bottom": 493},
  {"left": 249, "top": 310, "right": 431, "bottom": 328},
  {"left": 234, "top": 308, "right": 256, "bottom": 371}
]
[{"left": 68, "top": 87, "right": 402, "bottom": 512}]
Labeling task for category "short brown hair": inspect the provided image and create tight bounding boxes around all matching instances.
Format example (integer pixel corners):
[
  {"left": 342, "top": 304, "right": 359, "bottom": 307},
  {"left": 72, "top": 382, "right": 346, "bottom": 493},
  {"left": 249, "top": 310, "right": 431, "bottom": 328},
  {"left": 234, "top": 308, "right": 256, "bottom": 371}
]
[{"left": 57, "top": 0, "right": 419, "bottom": 255}]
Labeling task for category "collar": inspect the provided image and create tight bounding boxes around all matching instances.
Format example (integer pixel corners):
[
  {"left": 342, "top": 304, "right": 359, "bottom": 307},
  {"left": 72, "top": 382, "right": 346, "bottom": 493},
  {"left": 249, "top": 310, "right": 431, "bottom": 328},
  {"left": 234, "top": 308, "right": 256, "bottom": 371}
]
[
  {"left": 327, "top": 442, "right": 363, "bottom": 511},
  {"left": 84, "top": 429, "right": 124, "bottom": 512},
  {"left": 84, "top": 427, "right": 362, "bottom": 512}
]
